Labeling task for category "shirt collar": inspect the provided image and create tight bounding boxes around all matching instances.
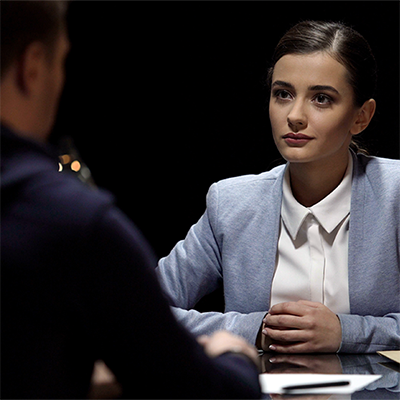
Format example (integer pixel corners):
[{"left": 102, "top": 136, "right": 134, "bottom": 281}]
[{"left": 281, "top": 152, "right": 353, "bottom": 240}]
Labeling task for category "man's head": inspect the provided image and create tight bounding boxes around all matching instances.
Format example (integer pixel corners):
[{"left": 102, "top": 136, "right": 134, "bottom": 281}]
[{"left": 1, "top": 1, "right": 70, "bottom": 141}]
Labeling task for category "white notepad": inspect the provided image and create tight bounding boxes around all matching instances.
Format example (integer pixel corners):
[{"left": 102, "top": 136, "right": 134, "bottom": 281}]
[{"left": 259, "top": 373, "right": 382, "bottom": 395}]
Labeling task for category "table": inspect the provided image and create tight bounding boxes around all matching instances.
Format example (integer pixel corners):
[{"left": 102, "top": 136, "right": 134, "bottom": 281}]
[
  {"left": 89, "top": 353, "right": 399, "bottom": 399},
  {"left": 260, "top": 352, "right": 399, "bottom": 399}
]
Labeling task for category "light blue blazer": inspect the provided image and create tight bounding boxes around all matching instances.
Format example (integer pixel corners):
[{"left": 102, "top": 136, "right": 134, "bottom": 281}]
[{"left": 156, "top": 152, "right": 400, "bottom": 353}]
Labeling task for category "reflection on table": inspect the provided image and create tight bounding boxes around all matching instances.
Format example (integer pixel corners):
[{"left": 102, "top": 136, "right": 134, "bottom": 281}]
[
  {"left": 88, "top": 353, "right": 399, "bottom": 399},
  {"left": 260, "top": 352, "right": 399, "bottom": 399}
]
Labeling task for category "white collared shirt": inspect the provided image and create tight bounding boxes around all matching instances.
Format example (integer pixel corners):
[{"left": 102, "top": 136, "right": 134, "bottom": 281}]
[{"left": 270, "top": 153, "right": 353, "bottom": 314}]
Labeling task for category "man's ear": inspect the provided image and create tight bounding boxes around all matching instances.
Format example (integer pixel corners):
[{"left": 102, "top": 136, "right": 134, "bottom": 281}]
[
  {"left": 350, "top": 99, "right": 376, "bottom": 136},
  {"left": 16, "top": 41, "right": 48, "bottom": 95}
]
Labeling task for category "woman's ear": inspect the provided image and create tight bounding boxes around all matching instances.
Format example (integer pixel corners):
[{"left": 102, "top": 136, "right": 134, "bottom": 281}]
[{"left": 350, "top": 99, "right": 376, "bottom": 135}]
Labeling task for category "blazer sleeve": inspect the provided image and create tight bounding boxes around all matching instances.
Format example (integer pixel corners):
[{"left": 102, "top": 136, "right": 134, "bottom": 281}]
[
  {"left": 338, "top": 312, "right": 400, "bottom": 353},
  {"left": 156, "top": 183, "right": 267, "bottom": 344}
]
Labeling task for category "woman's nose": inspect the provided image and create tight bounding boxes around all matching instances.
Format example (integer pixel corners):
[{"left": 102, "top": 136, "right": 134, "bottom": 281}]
[{"left": 287, "top": 102, "right": 307, "bottom": 131}]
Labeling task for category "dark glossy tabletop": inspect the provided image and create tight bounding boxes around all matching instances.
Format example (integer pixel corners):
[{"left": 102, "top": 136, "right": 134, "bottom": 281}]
[{"left": 260, "top": 352, "right": 399, "bottom": 399}]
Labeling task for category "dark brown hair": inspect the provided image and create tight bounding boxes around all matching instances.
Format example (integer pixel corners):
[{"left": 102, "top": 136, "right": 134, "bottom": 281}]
[
  {"left": 266, "top": 21, "right": 377, "bottom": 154},
  {"left": 267, "top": 20, "right": 377, "bottom": 107},
  {"left": 1, "top": 1, "right": 68, "bottom": 79}
]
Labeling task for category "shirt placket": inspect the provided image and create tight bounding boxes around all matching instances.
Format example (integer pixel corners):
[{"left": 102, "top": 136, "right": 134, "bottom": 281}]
[{"left": 306, "top": 212, "right": 325, "bottom": 304}]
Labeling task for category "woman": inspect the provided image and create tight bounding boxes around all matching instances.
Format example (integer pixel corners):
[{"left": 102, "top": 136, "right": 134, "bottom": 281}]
[{"left": 156, "top": 21, "right": 400, "bottom": 354}]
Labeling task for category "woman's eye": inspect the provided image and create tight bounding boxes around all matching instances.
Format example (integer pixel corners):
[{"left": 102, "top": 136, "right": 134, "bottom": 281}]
[
  {"left": 273, "top": 89, "right": 293, "bottom": 101},
  {"left": 314, "top": 94, "right": 332, "bottom": 105}
]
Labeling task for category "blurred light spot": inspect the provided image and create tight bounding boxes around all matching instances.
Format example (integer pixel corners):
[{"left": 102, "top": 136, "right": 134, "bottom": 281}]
[
  {"left": 60, "top": 154, "right": 72, "bottom": 164},
  {"left": 71, "top": 160, "right": 81, "bottom": 172}
]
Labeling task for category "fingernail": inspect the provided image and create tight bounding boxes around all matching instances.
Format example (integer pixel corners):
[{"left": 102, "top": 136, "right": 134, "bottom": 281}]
[
  {"left": 269, "top": 357, "right": 277, "bottom": 363},
  {"left": 262, "top": 329, "right": 268, "bottom": 335},
  {"left": 269, "top": 345, "right": 277, "bottom": 351}
]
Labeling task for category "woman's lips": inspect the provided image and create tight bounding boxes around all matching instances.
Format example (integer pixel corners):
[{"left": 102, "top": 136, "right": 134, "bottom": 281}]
[{"left": 283, "top": 132, "right": 313, "bottom": 146}]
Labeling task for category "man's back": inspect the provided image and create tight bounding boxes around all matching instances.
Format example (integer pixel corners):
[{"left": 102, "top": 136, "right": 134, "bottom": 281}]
[
  {"left": 2, "top": 126, "right": 121, "bottom": 397},
  {"left": 1, "top": 125, "right": 261, "bottom": 399}
]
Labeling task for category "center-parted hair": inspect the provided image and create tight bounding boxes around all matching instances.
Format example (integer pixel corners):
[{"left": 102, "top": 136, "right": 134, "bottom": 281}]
[{"left": 267, "top": 21, "right": 377, "bottom": 108}]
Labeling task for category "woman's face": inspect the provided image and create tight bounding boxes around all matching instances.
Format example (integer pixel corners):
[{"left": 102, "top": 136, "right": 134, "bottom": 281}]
[{"left": 269, "top": 52, "right": 361, "bottom": 167}]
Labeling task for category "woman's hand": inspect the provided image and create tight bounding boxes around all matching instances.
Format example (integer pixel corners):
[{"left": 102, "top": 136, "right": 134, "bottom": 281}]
[{"left": 262, "top": 300, "right": 342, "bottom": 353}]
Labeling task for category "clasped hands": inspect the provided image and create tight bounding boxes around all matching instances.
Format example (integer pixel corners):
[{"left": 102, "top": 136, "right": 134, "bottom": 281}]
[{"left": 260, "top": 300, "right": 342, "bottom": 353}]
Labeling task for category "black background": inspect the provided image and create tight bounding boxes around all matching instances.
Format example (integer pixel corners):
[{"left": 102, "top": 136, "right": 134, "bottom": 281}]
[{"left": 53, "top": 1, "right": 400, "bottom": 260}]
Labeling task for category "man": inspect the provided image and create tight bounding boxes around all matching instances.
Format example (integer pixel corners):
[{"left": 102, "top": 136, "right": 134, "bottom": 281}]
[{"left": 1, "top": 2, "right": 261, "bottom": 398}]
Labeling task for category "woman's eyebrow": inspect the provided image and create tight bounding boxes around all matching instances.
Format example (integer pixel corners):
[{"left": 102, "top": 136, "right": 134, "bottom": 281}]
[
  {"left": 308, "top": 85, "right": 340, "bottom": 95},
  {"left": 271, "top": 80, "right": 294, "bottom": 90},
  {"left": 272, "top": 81, "right": 340, "bottom": 95}
]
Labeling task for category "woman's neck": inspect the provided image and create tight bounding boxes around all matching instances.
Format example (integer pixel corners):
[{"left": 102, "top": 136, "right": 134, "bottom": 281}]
[{"left": 288, "top": 152, "right": 350, "bottom": 208}]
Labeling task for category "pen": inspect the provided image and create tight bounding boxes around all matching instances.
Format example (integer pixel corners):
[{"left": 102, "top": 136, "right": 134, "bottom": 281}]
[{"left": 282, "top": 380, "right": 350, "bottom": 392}]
